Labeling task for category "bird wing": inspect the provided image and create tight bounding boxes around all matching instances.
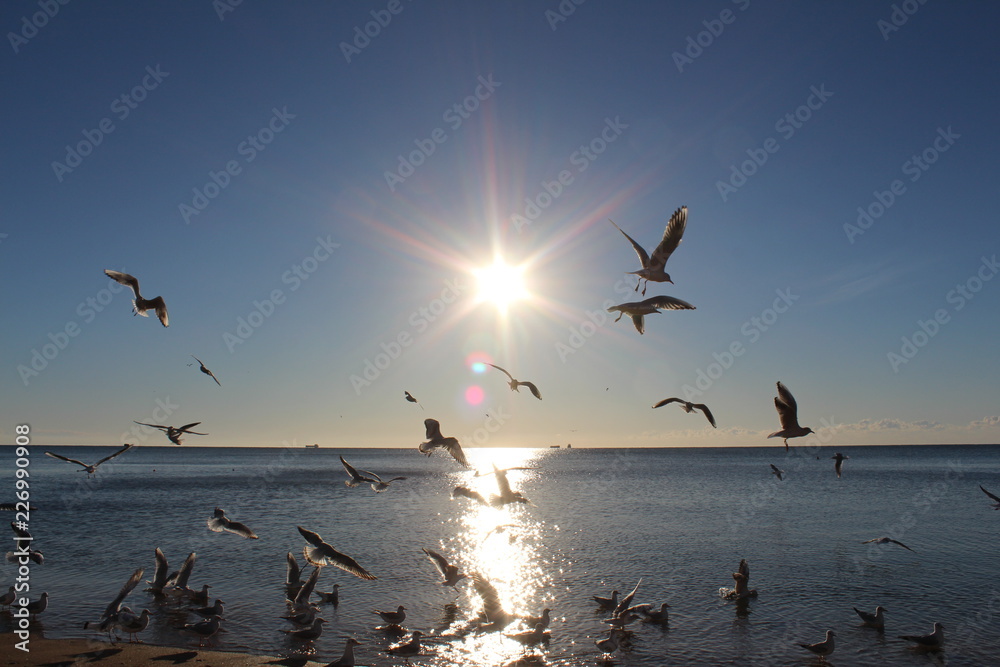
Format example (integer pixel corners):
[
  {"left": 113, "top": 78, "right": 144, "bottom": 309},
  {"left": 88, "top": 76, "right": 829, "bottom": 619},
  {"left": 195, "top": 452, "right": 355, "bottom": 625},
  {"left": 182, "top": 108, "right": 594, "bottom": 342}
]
[
  {"left": 324, "top": 547, "right": 377, "bottom": 580},
  {"left": 652, "top": 397, "right": 682, "bottom": 409},
  {"left": 774, "top": 382, "right": 800, "bottom": 428},
  {"left": 94, "top": 444, "right": 134, "bottom": 467},
  {"left": 297, "top": 526, "right": 326, "bottom": 548},
  {"left": 422, "top": 548, "right": 451, "bottom": 577},
  {"left": 149, "top": 547, "right": 169, "bottom": 589},
  {"left": 487, "top": 363, "right": 515, "bottom": 382},
  {"left": 147, "top": 296, "right": 169, "bottom": 327},
  {"left": 890, "top": 539, "right": 914, "bottom": 551},
  {"left": 103, "top": 567, "right": 144, "bottom": 619},
  {"left": 224, "top": 519, "right": 258, "bottom": 539},
  {"left": 404, "top": 391, "right": 418, "bottom": 403},
  {"left": 494, "top": 466, "right": 513, "bottom": 498},
  {"left": 443, "top": 437, "right": 469, "bottom": 467},
  {"left": 177, "top": 422, "right": 206, "bottom": 434},
  {"left": 44, "top": 451, "right": 89, "bottom": 469},
  {"left": 608, "top": 219, "right": 650, "bottom": 269},
  {"left": 472, "top": 573, "right": 507, "bottom": 623},
  {"left": 738, "top": 559, "right": 750, "bottom": 581},
  {"left": 104, "top": 270, "right": 141, "bottom": 298},
  {"left": 770, "top": 464, "right": 783, "bottom": 476},
  {"left": 631, "top": 314, "right": 645, "bottom": 335},
  {"left": 170, "top": 552, "right": 197, "bottom": 588},
  {"left": 647, "top": 206, "right": 687, "bottom": 271},
  {"left": 134, "top": 421, "right": 169, "bottom": 432},
  {"left": 981, "top": 485, "right": 1000, "bottom": 503},
  {"left": 286, "top": 552, "right": 302, "bottom": 585},
  {"left": 294, "top": 567, "right": 321, "bottom": 607},
  {"left": 640, "top": 295, "right": 696, "bottom": 311},
  {"left": 452, "top": 486, "right": 487, "bottom": 505},
  {"left": 692, "top": 403, "right": 717, "bottom": 427},
  {"left": 424, "top": 418, "right": 444, "bottom": 440},
  {"left": 340, "top": 456, "right": 364, "bottom": 483},
  {"left": 614, "top": 579, "right": 642, "bottom": 617},
  {"left": 520, "top": 381, "right": 542, "bottom": 400}
]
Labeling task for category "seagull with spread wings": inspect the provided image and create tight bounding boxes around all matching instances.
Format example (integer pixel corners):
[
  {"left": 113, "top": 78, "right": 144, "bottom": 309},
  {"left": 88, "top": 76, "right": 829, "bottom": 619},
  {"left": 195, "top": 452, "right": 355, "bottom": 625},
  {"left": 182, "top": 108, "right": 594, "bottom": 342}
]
[
  {"left": 832, "top": 452, "right": 849, "bottom": 478},
  {"left": 770, "top": 464, "right": 784, "bottom": 481},
  {"left": 207, "top": 508, "right": 258, "bottom": 539},
  {"left": 861, "top": 536, "right": 914, "bottom": 552},
  {"left": 340, "top": 456, "right": 406, "bottom": 492},
  {"left": 608, "top": 295, "right": 695, "bottom": 335},
  {"left": 418, "top": 419, "right": 469, "bottom": 467},
  {"left": 652, "top": 397, "right": 716, "bottom": 427},
  {"left": 133, "top": 421, "right": 207, "bottom": 445},
  {"left": 297, "top": 526, "right": 377, "bottom": 580},
  {"left": 44, "top": 444, "right": 134, "bottom": 476},
  {"left": 487, "top": 364, "right": 542, "bottom": 400},
  {"left": 104, "top": 269, "right": 169, "bottom": 327},
  {"left": 609, "top": 206, "right": 688, "bottom": 296},
  {"left": 404, "top": 391, "right": 423, "bottom": 410},
  {"left": 422, "top": 548, "right": 467, "bottom": 589},
  {"left": 191, "top": 356, "right": 221, "bottom": 386},
  {"left": 767, "top": 382, "right": 814, "bottom": 450}
]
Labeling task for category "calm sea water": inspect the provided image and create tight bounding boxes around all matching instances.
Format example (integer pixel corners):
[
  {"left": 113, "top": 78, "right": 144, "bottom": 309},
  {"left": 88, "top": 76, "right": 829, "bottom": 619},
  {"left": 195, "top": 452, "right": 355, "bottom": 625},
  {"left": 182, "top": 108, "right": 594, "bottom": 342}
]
[{"left": 2, "top": 444, "right": 998, "bottom": 666}]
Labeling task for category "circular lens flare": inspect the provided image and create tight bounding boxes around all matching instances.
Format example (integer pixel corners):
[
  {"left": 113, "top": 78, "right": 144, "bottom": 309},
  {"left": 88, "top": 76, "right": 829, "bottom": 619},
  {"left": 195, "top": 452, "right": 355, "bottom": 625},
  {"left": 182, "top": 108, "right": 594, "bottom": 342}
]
[
  {"left": 466, "top": 351, "right": 492, "bottom": 373},
  {"left": 465, "top": 385, "right": 485, "bottom": 405}
]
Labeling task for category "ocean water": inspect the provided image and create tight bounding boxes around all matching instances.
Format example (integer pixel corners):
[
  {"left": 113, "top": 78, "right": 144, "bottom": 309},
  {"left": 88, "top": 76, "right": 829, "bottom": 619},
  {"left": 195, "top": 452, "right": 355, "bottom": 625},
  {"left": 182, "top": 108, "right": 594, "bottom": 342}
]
[{"left": 2, "top": 444, "right": 998, "bottom": 666}]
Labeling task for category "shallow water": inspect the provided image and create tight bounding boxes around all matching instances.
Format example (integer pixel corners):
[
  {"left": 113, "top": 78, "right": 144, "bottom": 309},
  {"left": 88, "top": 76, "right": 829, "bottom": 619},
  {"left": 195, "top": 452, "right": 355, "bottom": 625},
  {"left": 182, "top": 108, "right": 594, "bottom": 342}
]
[{"left": 2, "top": 444, "right": 998, "bottom": 665}]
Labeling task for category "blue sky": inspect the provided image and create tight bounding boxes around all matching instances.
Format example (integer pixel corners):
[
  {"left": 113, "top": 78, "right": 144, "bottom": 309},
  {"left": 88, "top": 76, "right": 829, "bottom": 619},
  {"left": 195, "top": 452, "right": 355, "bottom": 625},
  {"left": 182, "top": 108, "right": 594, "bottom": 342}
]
[{"left": 2, "top": 1, "right": 998, "bottom": 448}]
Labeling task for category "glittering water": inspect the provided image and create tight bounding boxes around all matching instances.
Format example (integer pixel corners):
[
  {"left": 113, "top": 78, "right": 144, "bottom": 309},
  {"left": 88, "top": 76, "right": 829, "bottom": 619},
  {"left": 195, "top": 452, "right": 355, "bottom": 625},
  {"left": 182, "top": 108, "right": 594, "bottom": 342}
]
[{"left": 3, "top": 444, "right": 999, "bottom": 666}]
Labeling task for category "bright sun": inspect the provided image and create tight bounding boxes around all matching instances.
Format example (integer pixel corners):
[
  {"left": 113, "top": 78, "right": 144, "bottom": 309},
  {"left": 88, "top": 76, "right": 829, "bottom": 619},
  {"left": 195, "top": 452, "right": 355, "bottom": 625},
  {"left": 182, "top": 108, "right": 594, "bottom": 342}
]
[{"left": 474, "top": 260, "right": 529, "bottom": 311}]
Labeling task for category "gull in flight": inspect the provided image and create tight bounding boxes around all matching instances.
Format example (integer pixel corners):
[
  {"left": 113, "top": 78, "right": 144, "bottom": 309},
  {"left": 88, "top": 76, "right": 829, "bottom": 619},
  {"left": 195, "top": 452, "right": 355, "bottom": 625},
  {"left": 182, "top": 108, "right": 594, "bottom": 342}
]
[
  {"left": 452, "top": 486, "right": 488, "bottom": 505},
  {"left": 720, "top": 559, "right": 758, "bottom": 600},
  {"left": 134, "top": 421, "right": 207, "bottom": 446},
  {"left": 191, "top": 356, "right": 221, "bottom": 386},
  {"left": 609, "top": 205, "right": 688, "bottom": 296},
  {"left": 653, "top": 397, "right": 716, "bottom": 427},
  {"left": 423, "top": 548, "right": 467, "bottom": 589},
  {"left": 419, "top": 419, "right": 469, "bottom": 467},
  {"left": 297, "top": 526, "right": 377, "bottom": 580},
  {"left": 767, "top": 382, "right": 814, "bottom": 450},
  {"left": 104, "top": 270, "right": 169, "bottom": 327},
  {"left": 832, "top": 452, "right": 849, "bottom": 478},
  {"left": 84, "top": 568, "right": 143, "bottom": 641},
  {"left": 207, "top": 508, "right": 258, "bottom": 539},
  {"left": 373, "top": 605, "right": 407, "bottom": 626},
  {"left": 44, "top": 444, "right": 133, "bottom": 476},
  {"left": 770, "top": 464, "right": 784, "bottom": 481},
  {"left": 861, "top": 537, "right": 914, "bottom": 552},
  {"left": 340, "top": 456, "right": 407, "bottom": 492},
  {"left": 404, "top": 391, "right": 423, "bottom": 410},
  {"left": 854, "top": 605, "right": 887, "bottom": 630},
  {"left": 799, "top": 630, "right": 836, "bottom": 659},
  {"left": 608, "top": 295, "right": 695, "bottom": 334},
  {"left": 327, "top": 637, "right": 362, "bottom": 666},
  {"left": 980, "top": 485, "right": 1000, "bottom": 509},
  {"left": 898, "top": 622, "right": 944, "bottom": 650},
  {"left": 484, "top": 464, "right": 532, "bottom": 508},
  {"left": 487, "top": 364, "right": 542, "bottom": 400}
]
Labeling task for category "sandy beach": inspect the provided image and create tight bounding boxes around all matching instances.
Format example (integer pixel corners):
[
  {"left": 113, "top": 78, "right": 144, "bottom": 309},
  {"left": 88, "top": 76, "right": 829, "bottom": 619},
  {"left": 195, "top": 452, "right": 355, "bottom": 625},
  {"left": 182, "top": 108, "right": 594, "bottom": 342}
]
[{"left": 1, "top": 633, "right": 328, "bottom": 667}]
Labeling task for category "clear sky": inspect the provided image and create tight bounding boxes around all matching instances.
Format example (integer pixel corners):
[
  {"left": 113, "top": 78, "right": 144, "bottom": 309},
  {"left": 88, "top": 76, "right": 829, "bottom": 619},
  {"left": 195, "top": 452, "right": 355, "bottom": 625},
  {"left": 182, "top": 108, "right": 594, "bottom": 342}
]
[{"left": 2, "top": 1, "right": 998, "bottom": 448}]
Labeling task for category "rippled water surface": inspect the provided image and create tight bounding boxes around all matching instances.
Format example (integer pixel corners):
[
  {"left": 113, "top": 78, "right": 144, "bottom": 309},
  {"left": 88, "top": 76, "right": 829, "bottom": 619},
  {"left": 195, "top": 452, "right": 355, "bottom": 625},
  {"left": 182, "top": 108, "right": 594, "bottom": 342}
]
[{"left": 2, "top": 444, "right": 998, "bottom": 665}]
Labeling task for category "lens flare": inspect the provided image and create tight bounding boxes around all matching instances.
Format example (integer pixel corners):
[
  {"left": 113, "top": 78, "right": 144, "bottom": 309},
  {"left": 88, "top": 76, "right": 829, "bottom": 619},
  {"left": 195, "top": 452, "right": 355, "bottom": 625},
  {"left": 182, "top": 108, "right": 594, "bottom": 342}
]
[
  {"left": 466, "top": 351, "right": 492, "bottom": 373},
  {"left": 465, "top": 385, "right": 485, "bottom": 405}
]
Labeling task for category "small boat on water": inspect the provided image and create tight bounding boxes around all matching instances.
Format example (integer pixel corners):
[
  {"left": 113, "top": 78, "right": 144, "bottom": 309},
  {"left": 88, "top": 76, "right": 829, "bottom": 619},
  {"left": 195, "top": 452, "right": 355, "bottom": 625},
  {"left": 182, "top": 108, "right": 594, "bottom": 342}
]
[
  {"left": 305, "top": 444, "right": 319, "bottom": 449},
  {"left": 550, "top": 445, "right": 560, "bottom": 449}
]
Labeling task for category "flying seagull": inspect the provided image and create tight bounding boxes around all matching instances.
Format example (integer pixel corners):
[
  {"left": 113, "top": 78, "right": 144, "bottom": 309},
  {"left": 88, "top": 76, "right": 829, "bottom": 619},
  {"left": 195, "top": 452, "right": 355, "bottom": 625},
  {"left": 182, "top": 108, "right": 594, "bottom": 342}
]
[
  {"left": 422, "top": 548, "right": 466, "bottom": 589},
  {"left": 418, "top": 419, "right": 469, "bottom": 467},
  {"left": 652, "top": 397, "right": 716, "bottom": 427},
  {"left": 452, "top": 486, "right": 488, "bottom": 505},
  {"left": 898, "top": 622, "right": 944, "bottom": 650},
  {"left": 487, "top": 364, "right": 542, "bottom": 400},
  {"left": 799, "top": 630, "right": 836, "bottom": 659},
  {"left": 770, "top": 464, "right": 784, "bottom": 481},
  {"left": 133, "top": 421, "right": 207, "bottom": 446},
  {"left": 471, "top": 572, "right": 515, "bottom": 632},
  {"left": 340, "top": 456, "right": 406, "bottom": 492},
  {"left": 297, "top": 526, "right": 377, "bottom": 580},
  {"left": 191, "top": 356, "right": 221, "bottom": 386},
  {"left": 404, "top": 391, "right": 423, "bottom": 410},
  {"left": 861, "top": 537, "right": 914, "bottom": 552},
  {"left": 854, "top": 605, "right": 887, "bottom": 630},
  {"left": 609, "top": 205, "right": 688, "bottom": 296},
  {"left": 207, "top": 508, "right": 258, "bottom": 539},
  {"left": 484, "top": 464, "right": 531, "bottom": 507},
  {"left": 44, "top": 444, "right": 134, "bottom": 476},
  {"left": 608, "top": 295, "right": 695, "bottom": 335},
  {"left": 980, "top": 485, "right": 1000, "bottom": 509},
  {"left": 104, "top": 270, "right": 169, "bottom": 327},
  {"left": 832, "top": 452, "right": 849, "bottom": 478},
  {"left": 767, "top": 382, "right": 814, "bottom": 450}
]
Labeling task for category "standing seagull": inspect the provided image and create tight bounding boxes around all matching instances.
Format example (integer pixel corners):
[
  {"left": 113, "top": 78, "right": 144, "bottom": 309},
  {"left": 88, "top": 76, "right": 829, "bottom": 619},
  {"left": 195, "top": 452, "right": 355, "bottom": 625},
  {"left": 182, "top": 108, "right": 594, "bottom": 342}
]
[
  {"left": 422, "top": 548, "right": 466, "bottom": 589},
  {"left": 327, "top": 637, "right": 361, "bottom": 667},
  {"left": 832, "top": 452, "right": 849, "bottom": 478},
  {"left": 608, "top": 295, "right": 695, "bottom": 335},
  {"left": 104, "top": 270, "right": 169, "bottom": 327},
  {"left": 44, "top": 444, "right": 134, "bottom": 476},
  {"left": 770, "top": 464, "right": 784, "bottom": 481},
  {"left": 799, "top": 630, "right": 836, "bottom": 659},
  {"left": 404, "top": 391, "right": 423, "bottom": 410},
  {"left": 297, "top": 526, "right": 377, "bottom": 580},
  {"left": 979, "top": 485, "right": 1000, "bottom": 509},
  {"left": 487, "top": 364, "right": 542, "bottom": 400},
  {"left": 853, "top": 605, "right": 887, "bottom": 630},
  {"left": 898, "top": 622, "right": 944, "bottom": 650},
  {"left": 207, "top": 508, "right": 258, "bottom": 539},
  {"left": 418, "top": 419, "right": 469, "bottom": 467},
  {"left": 861, "top": 537, "right": 914, "bottom": 552},
  {"left": 133, "top": 421, "right": 207, "bottom": 446},
  {"left": 767, "top": 382, "right": 814, "bottom": 450},
  {"left": 652, "top": 397, "right": 716, "bottom": 427},
  {"left": 609, "top": 205, "right": 688, "bottom": 296},
  {"left": 191, "top": 356, "right": 221, "bottom": 386}
]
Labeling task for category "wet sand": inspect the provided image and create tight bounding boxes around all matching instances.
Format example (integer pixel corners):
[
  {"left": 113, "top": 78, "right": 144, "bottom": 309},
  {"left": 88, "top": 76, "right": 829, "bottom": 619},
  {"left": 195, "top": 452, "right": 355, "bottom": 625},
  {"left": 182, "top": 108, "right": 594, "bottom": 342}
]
[{"left": 1, "top": 633, "right": 329, "bottom": 667}]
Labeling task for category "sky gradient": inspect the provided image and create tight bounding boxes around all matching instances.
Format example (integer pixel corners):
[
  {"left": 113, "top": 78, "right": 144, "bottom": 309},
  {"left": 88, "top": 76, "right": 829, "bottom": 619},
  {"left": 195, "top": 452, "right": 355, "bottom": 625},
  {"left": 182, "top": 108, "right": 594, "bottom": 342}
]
[{"left": 2, "top": 1, "right": 998, "bottom": 448}]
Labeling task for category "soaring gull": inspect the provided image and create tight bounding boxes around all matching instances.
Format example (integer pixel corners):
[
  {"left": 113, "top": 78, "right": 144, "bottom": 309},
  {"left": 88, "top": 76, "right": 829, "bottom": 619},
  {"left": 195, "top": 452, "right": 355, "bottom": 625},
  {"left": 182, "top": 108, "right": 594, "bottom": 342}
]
[
  {"left": 608, "top": 295, "right": 695, "bottom": 334},
  {"left": 418, "top": 418, "right": 469, "bottom": 467},
  {"left": 767, "top": 381, "right": 814, "bottom": 450},
  {"left": 297, "top": 526, "right": 377, "bottom": 580},
  {"left": 133, "top": 421, "right": 207, "bottom": 446},
  {"left": 207, "top": 508, "right": 258, "bottom": 539},
  {"left": 44, "top": 444, "right": 133, "bottom": 476},
  {"left": 652, "top": 397, "right": 716, "bottom": 427},
  {"left": 104, "top": 270, "right": 169, "bottom": 327},
  {"left": 609, "top": 205, "right": 688, "bottom": 296},
  {"left": 487, "top": 363, "right": 542, "bottom": 400}
]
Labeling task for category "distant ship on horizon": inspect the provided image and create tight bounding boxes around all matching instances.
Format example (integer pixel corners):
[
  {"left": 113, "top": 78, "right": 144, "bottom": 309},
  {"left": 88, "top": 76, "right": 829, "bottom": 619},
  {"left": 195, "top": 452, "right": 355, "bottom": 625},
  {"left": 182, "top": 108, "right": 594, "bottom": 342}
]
[{"left": 306, "top": 443, "right": 319, "bottom": 449}]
